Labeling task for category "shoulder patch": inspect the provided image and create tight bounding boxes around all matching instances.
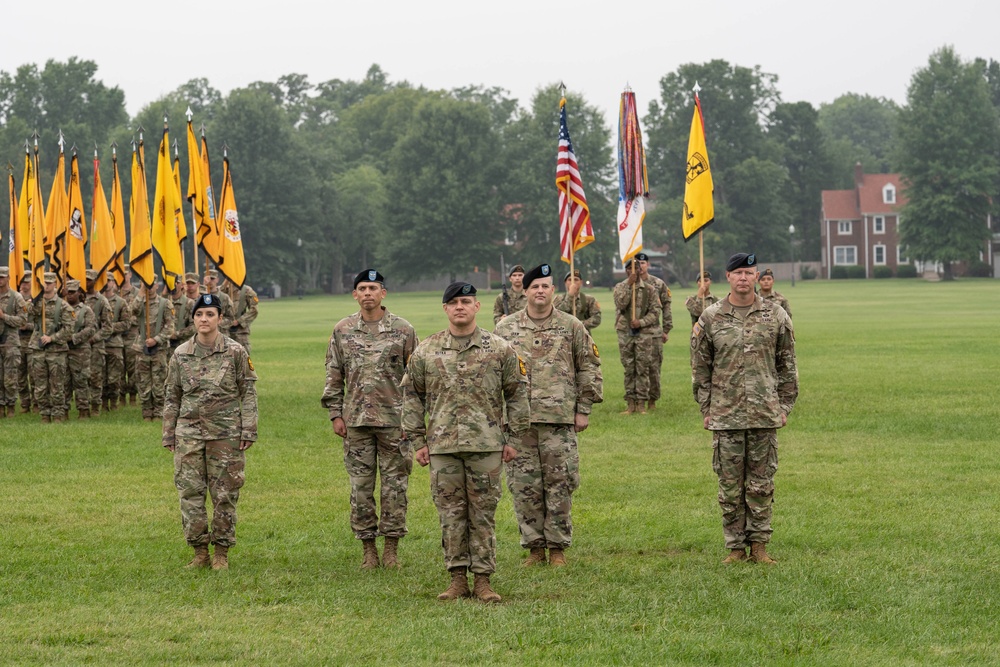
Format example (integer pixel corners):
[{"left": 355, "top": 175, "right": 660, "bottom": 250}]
[
  {"left": 247, "top": 357, "right": 255, "bottom": 371},
  {"left": 518, "top": 356, "right": 527, "bottom": 377},
  {"left": 592, "top": 342, "right": 600, "bottom": 358},
  {"left": 666, "top": 288, "right": 672, "bottom": 298}
]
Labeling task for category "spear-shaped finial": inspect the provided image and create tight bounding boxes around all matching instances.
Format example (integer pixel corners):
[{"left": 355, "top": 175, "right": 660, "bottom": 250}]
[
  {"left": 70, "top": 143, "right": 78, "bottom": 156},
  {"left": 32, "top": 129, "right": 40, "bottom": 150},
  {"left": 186, "top": 106, "right": 193, "bottom": 122},
  {"left": 137, "top": 125, "right": 145, "bottom": 143},
  {"left": 58, "top": 130, "right": 65, "bottom": 152},
  {"left": 172, "top": 138, "right": 179, "bottom": 157},
  {"left": 693, "top": 81, "right": 702, "bottom": 95},
  {"left": 6, "top": 161, "right": 13, "bottom": 174},
  {"left": 222, "top": 142, "right": 229, "bottom": 159},
  {"left": 111, "top": 140, "right": 118, "bottom": 158},
  {"left": 163, "top": 113, "right": 169, "bottom": 129},
  {"left": 94, "top": 141, "right": 99, "bottom": 159},
  {"left": 24, "top": 139, "right": 30, "bottom": 153},
  {"left": 130, "top": 136, "right": 137, "bottom": 152},
  {"left": 559, "top": 81, "right": 566, "bottom": 96}
]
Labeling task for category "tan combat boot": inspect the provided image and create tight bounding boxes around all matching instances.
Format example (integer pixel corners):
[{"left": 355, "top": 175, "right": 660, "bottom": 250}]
[
  {"left": 522, "top": 547, "right": 546, "bottom": 567},
  {"left": 41, "top": 415, "right": 51, "bottom": 423},
  {"left": 749, "top": 542, "right": 776, "bottom": 564},
  {"left": 473, "top": 574, "right": 502, "bottom": 603},
  {"left": 102, "top": 398, "right": 110, "bottom": 412},
  {"left": 437, "top": 567, "right": 471, "bottom": 600},
  {"left": 620, "top": 400, "right": 636, "bottom": 415},
  {"left": 548, "top": 548, "right": 567, "bottom": 567},
  {"left": 722, "top": 548, "right": 747, "bottom": 564},
  {"left": 361, "top": 539, "right": 379, "bottom": 570},
  {"left": 382, "top": 537, "right": 401, "bottom": 569},
  {"left": 78, "top": 409, "right": 90, "bottom": 419},
  {"left": 185, "top": 545, "right": 211, "bottom": 569},
  {"left": 212, "top": 545, "right": 229, "bottom": 570},
  {"left": 646, "top": 400, "right": 656, "bottom": 411},
  {"left": 21, "top": 404, "right": 32, "bottom": 414}
]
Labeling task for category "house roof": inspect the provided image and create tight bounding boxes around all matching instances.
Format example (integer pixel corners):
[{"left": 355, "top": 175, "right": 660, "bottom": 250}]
[
  {"left": 822, "top": 172, "right": 907, "bottom": 220},
  {"left": 821, "top": 189, "right": 859, "bottom": 221}
]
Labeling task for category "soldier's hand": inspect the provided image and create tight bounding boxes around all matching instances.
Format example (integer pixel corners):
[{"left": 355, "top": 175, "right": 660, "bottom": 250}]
[
  {"left": 163, "top": 442, "right": 175, "bottom": 452},
  {"left": 574, "top": 413, "right": 589, "bottom": 433},
  {"left": 780, "top": 413, "right": 787, "bottom": 427},
  {"left": 415, "top": 446, "right": 430, "bottom": 467},
  {"left": 41, "top": 335, "right": 52, "bottom": 346},
  {"left": 662, "top": 333, "right": 669, "bottom": 344},
  {"left": 502, "top": 445, "right": 518, "bottom": 463},
  {"left": 332, "top": 417, "right": 347, "bottom": 438},
  {"left": 703, "top": 415, "right": 710, "bottom": 430},
  {"left": 627, "top": 271, "right": 638, "bottom": 285},
  {"left": 239, "top": 440, "right": 254, "bottom": 451},
  {"left": 630, "top": 318, "right": 641, "bottom": 329},
  {"left": 145, "top": 337, "right": 157, "bottom": 348}
]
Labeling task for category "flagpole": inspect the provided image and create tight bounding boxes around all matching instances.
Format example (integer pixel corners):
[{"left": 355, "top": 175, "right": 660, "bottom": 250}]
[
  {"left": 699, "top": 231, "right": 705, "bottom": 310},
  {"left": 565, "top": 177, "right": 577, "bottom": 317},
  {"left": 32, "top": 131, "right": 45, "bottom": 333},
  {"left": 186, "top": 108, "right": 199, "bottom": 276}
]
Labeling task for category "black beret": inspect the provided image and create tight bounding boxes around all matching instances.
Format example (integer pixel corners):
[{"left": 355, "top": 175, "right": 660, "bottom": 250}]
[
  {"left": 635, "top": 252, "right": 650, "bottom": 261},
  {"left": 699, "top": 270, "right": 712, "bottom": 280},
  {"left": 760, "top": 268, "right": 774, "bottom": 277},
  {"left": 354, "top": 269, "right": 385, "bottom": 289},
  {"left": 522, "top": 264, "right": 553, "bottom": 290},
  {"left": 726, "top": 253, "right": 757, "bottom": 272},
  {"left": 442, "top": 281, "right": 477, "bottom": 303},
  {"left": 192, "top": 293, "right": 223, "bottom": 314},
  {"left": 508, "top": 264, "right": 525, "bottom": 276},
  {"left": 564, "top": 269, "right": 581, "bottom": 282}
]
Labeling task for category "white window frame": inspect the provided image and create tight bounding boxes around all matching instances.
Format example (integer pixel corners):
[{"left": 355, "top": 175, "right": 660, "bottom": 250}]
[
  {"left": 873, "top": 216, "right": 885, "bottom": 234},
  {"left": 897, "top": 245, "right": 908, "bottom": 264},
  {"left": 873, "top": 244, "right": 886, "bottom": 265},
  {"left": 834, "top": 246, "right": 857, "bottom": 265},
  {"left": 838, "top": 220, "right": 853, "bottom": 235},
  {"left": 883, "top": 184, "right": 896, "bottom": 204}
]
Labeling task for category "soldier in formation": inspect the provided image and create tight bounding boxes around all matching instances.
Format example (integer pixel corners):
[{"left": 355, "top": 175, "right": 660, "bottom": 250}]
[
  {"left": 0, "top": 266, "right": 28, "bottom": 418},
  {"left": 758, "top": 268, "right": 792, "bottom": 318},
  {"left": 321, "top": 269, "right": 418, "bottom": 570},
  {"left": 130, "top": 281, "right": 175, "bottom": 421},
  {"left": 17, "top": 271, "right": 35, "bottom": 413},
  {"left": 552, "top": 269, "right": 601, "bottom": 332},
  {"left": 169, "top": 275, "right": 196, "bottom": 355},
  {"left": 635, "top": 253, "right": 672, "bottom": 412},
  {"left": 403, "top": 281, "right": 528, "bottom": 603},
  {"left": 203, "top": 270, "right": 236, "bottom": 334},
  {"left": 495, "top": 264, "right": 602, "bottom": 567},
  {"left": 63, "top": 280, "right": 96, "bottom": 419},
  {"left": 85, "top": 270, "right": 113, "bottom": 416},
  {"left": 228, "top": 281, "right": 259, "bottom": 353},
  {"left": 120, "top": 264, "right": 140, "bottom": 407},
  {"left": 613, "top": 259, "right": 662, "bottom": 415},
  {"left": 29, "top": 272, "right": 75, "bottom": 422},
  {"left": 493, "top": 263, "right": 527, "bottom": 324},
  {"left": 163, "top": 293, "right": 258, "bottom": 571},
  {"left": 691, "top": 253, "right": 798, "bottom": 565},
  {"left": 102, "top": 275, "right": 130, "bottom": 411},
  {"left": 685, "top": 271, "right": 718, "bottom": 327}
]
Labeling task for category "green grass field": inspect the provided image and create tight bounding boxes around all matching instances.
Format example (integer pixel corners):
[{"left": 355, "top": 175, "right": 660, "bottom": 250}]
[{"left": 1, "top": 278, "right": 999, "bottom": 665}]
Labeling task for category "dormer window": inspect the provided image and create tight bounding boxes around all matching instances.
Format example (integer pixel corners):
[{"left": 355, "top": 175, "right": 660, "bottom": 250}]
[{"left": 883, "top": 184, "right": 896, "bottom": 204}]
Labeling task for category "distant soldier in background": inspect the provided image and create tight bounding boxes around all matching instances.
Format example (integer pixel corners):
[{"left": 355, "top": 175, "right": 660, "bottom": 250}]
[
  {"left": 322, "top": 269, "right": 418, "bottom": 570},
  {"left": 102, "top": 275, "right": 130, "bottom": 411},
  {"left": 636, "top": 253, "right": 672, "bottom": 411},
  {"left": 493, "top": 264, "right": 527, "bottom": 324},
  {"left": 184, "top": 273, "right": 201, "bottom": 302},
  {"left": 613, "top": 259, "right": 662, "bottom": 415},
  {"left": 29, "top": 272, "right": 75, "bottom": 423},
  {"left": 685, "top": 271, "right": 718, "bottom": 327},
  {"left": 203, "top": 270, "right": 236, "bottom": 334},
  {"left": 17, "top": 271, "right": 36, "bottom": 413},
  {"left": 169, "top": 275, "right": 196, "bottom": 354},
  {"left": 553, "top": 269, "right": 602, "bottom": 332},
  {"left": 64, "top": 280, "right": 96, "bottom": 419},
  {"left": 0, "top": 266, "right": 28, "bottom": 418},
  {"left": 228, "top": 281, "right": 259, "bottom": 353},
  {"left": 120, "top": 264, "right": 140, "bottom": 406},
  {"left": 85, "top": 270, "right": 113, "bottom": 416},
  {"left": 758, "top": 268, "right": 791, "bottom": 319},
  {"left": 130, "top": 281, "right": 175, "bottom": 421}
]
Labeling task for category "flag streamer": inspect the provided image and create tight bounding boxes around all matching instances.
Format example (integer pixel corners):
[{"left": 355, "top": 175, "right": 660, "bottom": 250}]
[
  {"left": 152, "top": 123, "right": 184, "bottom": 290},
  {"left": 90, "top": 150, "right": 117, "bottom": 291},
  {"left": 8, "top": 168, "right": 24, "bottom": 287},
  {"left": 65, "top": 152, "right": 89, "bottom": 286},
  {"left": 616, "top": 91, "right": 647, "bottom": 263},
  {"left": 129, "top": 138, "right": 154, "bottom": 287}
]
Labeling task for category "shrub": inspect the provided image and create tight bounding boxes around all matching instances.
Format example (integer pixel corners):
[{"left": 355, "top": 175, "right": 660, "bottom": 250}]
[
  {"left": 896, "top": 264, "right": 918, "bottom": 278},
  {"left": 966, "top": 260, "right": 993, "bottom": 278},
  {"left": 873, "top": 266, "right": 894, "bottom": 279},
  {"left": 830, "top": 266, "right": 848, "bottom": 279},
  {"left": 800, "top": 265, "right": 817, "bottom": 280},
  {"left": 847, "top": 265, "right": 868, "bottom": 279}
]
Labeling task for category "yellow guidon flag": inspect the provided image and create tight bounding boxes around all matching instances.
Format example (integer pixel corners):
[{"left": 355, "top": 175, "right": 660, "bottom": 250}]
[
  {"left": 109, "top": 146, "right": 127, "bottom": 286},
  {"left": 214, "top": 152, "right": 246, "bottom": 288},
  {"left": 8, "top": 170, "right": 24, "bottom": 288},
  {"left": 65, "top": 152, "right": 90, "bottom": 287},
  {"left": 129, "top": 137, "right": 155, "bottom": 288},
  {"left": 152, "top": 123, "right": 184, "bottom": 291},
  {"left": 44, "top": 145, "right": 68, "bottom": 289},
  {"left": 682, "top": 91, "right": 715, "bottom": 241},
  {"left": 24, "top": 148, "right": 47, "bottom": 298},
  {"left": 89, "top": 149, "right": 117, "bottom": 292}
]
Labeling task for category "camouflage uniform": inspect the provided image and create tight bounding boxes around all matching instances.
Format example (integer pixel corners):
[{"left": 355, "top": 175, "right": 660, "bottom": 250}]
[
  {"left": 685, "top": 293, "right": 719, "bottom": 326},
  {"left": 321, "top": 307, "right": 418, "bottom": 541},
  {"left": 209, "top": 289, "right": 236, "bottom": 334},
  {"left": 169, "top": 293, "right": 194, "bottom": 354},
  {"left": 228, "top": 285, "right": 259, "bottom": 353},
  {"left": 163, "top": 334, "right": 258, "bottom": 549},
  {"left": 86, "top": 292, "right": 113, "bottom": 413},
  {"left": 402, "top": 327, "right": 529, "bottom": 575},
  {"left": 644, "top": 274, "right": 673, "bottom": 403},
  {"left": 64, "top": 301, "right": 96, "bottom": 414},
  {"left": 18, "top": 300, "right": 35, "bottom": 411},
  {"left": 130, "top": 292, "right": 176, "bottom": 418},
  {"left": 0, "top": 287, "right": 28, "bottom": 412},
  {"left": 495, "top": 309, "right": 602, "bottom": 550},
  {"left": 29, "top": 295, "right": 76, "bottom": 419},
  {"left": 103, "top": 293, "right": 130, "bottom": 407},
  {"left": 120, "top": 282, "right": 139, "bottom": 402},
  {"left": 761, "top": 291, "right": 791, "bottom": 319},
  {"left": 691, "top": 295, "right": 798, "bottom": 549},
  {"left": 613, "top": 277, "right": 662, "bottom": 402},
  {"left": 493, "top": 290, "right": 527, "bottom": 325},
  {"left": 553, "top": 292, "right": 602, "bottom": 331}
]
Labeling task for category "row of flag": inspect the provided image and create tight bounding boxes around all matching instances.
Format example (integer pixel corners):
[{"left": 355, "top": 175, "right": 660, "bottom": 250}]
[
  {"left": 556, "top": 88, "right": 716, "bottom": 267},
  {"left": 5, "top": 115, "right": 247, "bottom": 299}
]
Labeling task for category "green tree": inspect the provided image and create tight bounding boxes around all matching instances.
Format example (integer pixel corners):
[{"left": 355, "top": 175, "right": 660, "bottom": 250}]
[
  {"left": 817, "top": 93, "right": 899, "bottom": 184},
  {"left": 896, "top": 46, "right": 1000, "bottom": 279}
]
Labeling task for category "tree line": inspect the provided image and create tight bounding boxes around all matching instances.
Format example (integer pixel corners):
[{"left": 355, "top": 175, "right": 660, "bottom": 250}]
[{"left": 2, "top": 46, "right": 997, "bottom": 292}]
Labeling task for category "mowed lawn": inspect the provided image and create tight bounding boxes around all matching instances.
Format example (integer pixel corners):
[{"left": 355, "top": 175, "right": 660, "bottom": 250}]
[{"left": 1, "top": 278, "right": 998, "bottom": 665}]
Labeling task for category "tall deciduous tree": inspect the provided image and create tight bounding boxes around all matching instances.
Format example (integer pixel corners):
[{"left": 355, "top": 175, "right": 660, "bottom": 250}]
[
  {"left": 817, "top": 93, "right": 899, "bottom": 184},
  {"left": 897, "top": 46, "right": 1000, "bottom": 278}
]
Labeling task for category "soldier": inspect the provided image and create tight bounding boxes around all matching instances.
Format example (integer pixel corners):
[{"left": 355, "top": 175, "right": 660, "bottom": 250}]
[
  {"left": 758, "top": 268, "right": 792, "bottom": 319},
  {"left": 203, "top": 270, "right": 236, "bottom": 333},
  {"left": 184, "top": 273, "right": 200, "bottom": 301},
  {"left": 613, "top": 260, "right": 662, "bottom": 414},
  {"left": 493, "top": 264, "right": 527, "bottom": 324},
  {"left": 0, "top": 266, "right": 28, "bottom": 418},
  {"left": 102, "top": 276, "right": 130, "bottom": 411},
  {"left": 228, "top": 282, "right": 259, "bottom": 353},
  {"left": 169, "top": 275, "right": 196, "bottom": 354},
  {"left": 636, "top": 253, "right": 672, "bottom": 411},
  {"left": 120, "top": 264, "right": 140, "bottom": 406},
  {"left": 29, "top": 272, "right": 75, "bottom": 422},
  {"left": 163, "top": 293, "right": 258, "bottom": 571},
  {"left": 495, "top": 264, "right": 602, "bottom": 567},
  {"left": 321, "top": 269, "right": 418, "bottom": 570},
  {"left": 553, "top": 269, "right": 602, "bottom": 332},
  {"left": 684, "top": 271, "right": 718, "bottom": 327},
  {"left": 402, "top": 281, "right": 529, "bottom": 603},
  {"left": 64, "top": 280, "right": 96, "bottom": 418},
  {"left": 130, "top": 281, "right": 176, "bottom": 421},
  {"left": 17, "top": 272, "right": 36, "bottom": 413},
  {"left": 691, "top": 253, "right": 798, "bottom": 565},
  {"left": 85, "top": 270, "right": 113, "bottom": 416}
]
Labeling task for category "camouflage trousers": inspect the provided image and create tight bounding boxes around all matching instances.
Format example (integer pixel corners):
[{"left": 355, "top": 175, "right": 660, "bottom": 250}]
[
  {"left": 18, "top": 343, "right": 34, "bottom": 409},
  {"left": 506, "top": 424, "right": 580, "bottom": 550},
  {"left": 123, "top": 338, "right": 138, "bottom": 398},
  {"left": 103, "top": 346, "right": 124, "bottom": 403},
  {"left": 65, "top": 347, "right": 91, "bottom": 412},
  {"left": 229, "top": 329, "right": 251, "bottom": 355},
  {"left": 136, "top": 348, "right": 168, "bottom": 417},
  {"left": 617, "top": 331, "right": 656, "bottom": 401},
  {"left": 648, "top": 334, "right": 664, "bottom": 401},
  {"left": 712, "top": 429, "right": 778, "bottom": 549},
  {"left": 0, "top": 343, "right": 20, "bottom": 407},
  {"left": 430, "top": 451, "right": 503, "bottom": 575},
  {"left": 89, "top": 343, "right": 105, "bottom": 411},
  {"left": 174, "top": 437, "right": 246, "bottom": 548},
  {"left": 343, "top": 426, "right": 412, "bottom": 540},
  {"left": 30, "top": 348, "right": 68, "bottom": 418}
]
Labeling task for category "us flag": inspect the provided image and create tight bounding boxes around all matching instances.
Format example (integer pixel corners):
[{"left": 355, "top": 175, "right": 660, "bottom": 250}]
[{"left": 556, "top": 97, "right": 594, "bottom": 262}]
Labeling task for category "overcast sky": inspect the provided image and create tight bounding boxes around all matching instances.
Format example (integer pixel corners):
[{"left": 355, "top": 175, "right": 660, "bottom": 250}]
[{"left": 4, "top": 0, "right": 997, "bottom": 128}]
